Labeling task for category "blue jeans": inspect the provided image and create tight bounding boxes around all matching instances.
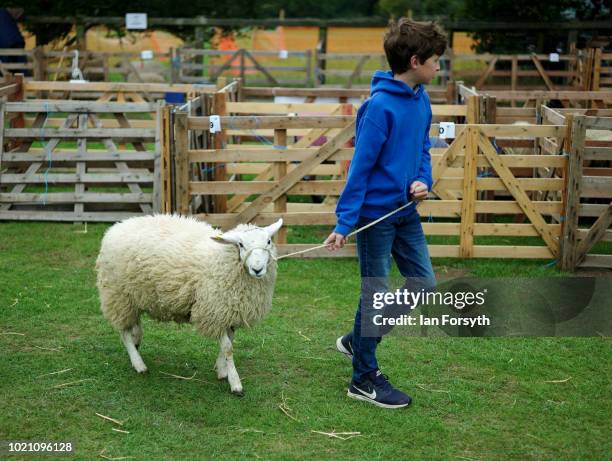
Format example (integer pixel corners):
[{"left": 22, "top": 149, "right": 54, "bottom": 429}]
[{"left": 350, "top": 212, "right": 435, "bottom": 382}]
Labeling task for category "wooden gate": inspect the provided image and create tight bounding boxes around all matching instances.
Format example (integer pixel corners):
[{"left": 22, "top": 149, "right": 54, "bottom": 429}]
[
  {"left": 0, "top": 100, "right": 163, "bottom": 221},
  {"left": 561, "top": 114, "right": 612, "bottom": 269},
  {"left": 172, "top": 102, "right": 566, "bottom": 258},
  {"left": 429, "top": 124, "right": 565, "bottom": 259}
]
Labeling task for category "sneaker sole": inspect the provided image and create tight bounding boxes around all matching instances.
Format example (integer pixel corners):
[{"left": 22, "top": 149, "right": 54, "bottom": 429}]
[
  {"left": 335, "top": 336, "right": 353, "bottom": 360},
  {"left": 347, "top": 389, "right": 411, "bottom": 409}
]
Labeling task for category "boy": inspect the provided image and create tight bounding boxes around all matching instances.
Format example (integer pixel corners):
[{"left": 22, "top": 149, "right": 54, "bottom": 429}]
[{"left": 324, "top": 19, "right": 447, "bottom": 409}]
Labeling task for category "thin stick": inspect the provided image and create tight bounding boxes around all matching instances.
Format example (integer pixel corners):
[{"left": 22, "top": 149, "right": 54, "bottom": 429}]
[
  {"left": 37, "top": 368, "right": 73, "bottom": 378},
  {"left": 33, "top": 345, "right": 62, "bottom": 352},
  {"left": 543, "top": 377, "right": 572, "bottom": 383},
  {"left": 95, "top": 412, "right": 124, "bottom": 426},
  {"left": 111, "top": 428, "right": 130, "bottom": 434},
  {"left": 52, "top": 378, "right": 94, "bottom": 389},
  {"left": 311, "top": 430, "right": 361, "bottom": 440},
  {"left": 297, "top": 331, "right": 311, "bottom": 341},
  {"left": 416, "top": 384, "right": 451, "bottom": 394},
  {"left": 99, "top": 449, "right": 132, "bottom": 460},
  {"left": 278, "top": 392, "right": 299, "bottom": 422},
  {"left": 278, "top": 404, "right": 299, "bottom": 422},
  {"left": 1, "top": 331, "right": 25, "bottom": 335},
  {"left": 160, "top": 371, "right": 198, "bottom": 380}
]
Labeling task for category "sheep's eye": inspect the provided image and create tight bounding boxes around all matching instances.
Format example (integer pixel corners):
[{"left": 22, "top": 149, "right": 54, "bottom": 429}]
[
  {"left": 267, "top": 239, "right": 271, "bottom": 245},
  {"left": 238, "top": 242, "right": 244, "bottom": 248}
]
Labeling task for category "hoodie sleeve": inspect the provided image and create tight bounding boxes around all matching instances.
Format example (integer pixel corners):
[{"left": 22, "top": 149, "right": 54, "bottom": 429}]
[
  {"left": 334, "top": 114, "right": 388, "bottom": 236},
  {"left": 415, "top": 109, "right": 433, "bottom": 191}
]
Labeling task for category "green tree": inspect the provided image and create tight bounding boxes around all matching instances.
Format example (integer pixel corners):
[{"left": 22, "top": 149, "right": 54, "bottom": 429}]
[{"left": 460, "top": 0, "right": 607, "bottom": 53}]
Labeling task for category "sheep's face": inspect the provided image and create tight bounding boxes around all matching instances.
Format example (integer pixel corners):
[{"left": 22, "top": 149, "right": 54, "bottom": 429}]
[{"left": 215, "top": 219, "right": 283, "bottom": 279}]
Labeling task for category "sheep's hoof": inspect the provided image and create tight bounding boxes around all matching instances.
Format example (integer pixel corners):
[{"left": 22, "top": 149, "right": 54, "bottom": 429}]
[
  {"left": 217, "top": 373, "right": 228, "bottom": 381},
  {"left": 134, "top": 364, "right": 148, "bottom": 374},
  {"left": 231, "top": 389, "right": 244, "bottom": 397}
]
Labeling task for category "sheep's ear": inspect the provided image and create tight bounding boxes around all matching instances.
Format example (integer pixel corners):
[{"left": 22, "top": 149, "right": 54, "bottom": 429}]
[
  {"left": 211, "top": 232, "right": 240, "bottom": 245},
  {"left": 264, "top": 218, "right": 283, "bottom": 237}
]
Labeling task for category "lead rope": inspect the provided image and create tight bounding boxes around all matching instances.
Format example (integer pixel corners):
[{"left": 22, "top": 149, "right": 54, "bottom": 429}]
[{"left": 275, "top": 200, "right": 417, "bottom": 260}]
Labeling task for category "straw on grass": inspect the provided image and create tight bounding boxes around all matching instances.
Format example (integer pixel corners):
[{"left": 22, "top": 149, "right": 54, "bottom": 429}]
[
  {"left": 96, "top": 412, "right": 124, "bottom": 426},
  {"left": 311, "top": 430, "right": 361, "bottom": 441},
  {"left": 543, "top": 377, "right": 572, "bottom": 383},
  {"left": 37, "top": 368, "right": 73, "bottom": 378},
  {"left": 278, "top": 392, "right": 299, "bottom": 422},
  {"left": 52, "top": 378, "right": 94, "bottom": 389}
]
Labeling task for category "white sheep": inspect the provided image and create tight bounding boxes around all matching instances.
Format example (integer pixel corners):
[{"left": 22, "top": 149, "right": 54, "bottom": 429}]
[{"left": 96, "top": 214, "right": 283, "bottom": 395}]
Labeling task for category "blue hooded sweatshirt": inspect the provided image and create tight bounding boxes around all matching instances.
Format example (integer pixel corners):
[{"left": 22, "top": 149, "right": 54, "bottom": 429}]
[{"left": 334, "top": 70, "right": 433, "bottom": 236}]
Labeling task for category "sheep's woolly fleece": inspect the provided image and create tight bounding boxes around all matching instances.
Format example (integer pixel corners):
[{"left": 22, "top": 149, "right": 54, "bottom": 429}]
[{"left": 96, "top": 214, "right": 277, "bottom": 339}]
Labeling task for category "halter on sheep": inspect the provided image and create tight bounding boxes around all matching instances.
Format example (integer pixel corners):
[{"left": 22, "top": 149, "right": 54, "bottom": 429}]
[{"left": 212, "top": 219, "right": 282, "bottom": 278}]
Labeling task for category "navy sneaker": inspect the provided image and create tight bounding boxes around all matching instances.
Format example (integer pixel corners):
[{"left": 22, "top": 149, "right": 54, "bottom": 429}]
[
  {"left": 347, "top": 370, "right": 412, "bottom": 409},
  {"left": 335, "top": 333, "right": 353, "bottom": 360}
]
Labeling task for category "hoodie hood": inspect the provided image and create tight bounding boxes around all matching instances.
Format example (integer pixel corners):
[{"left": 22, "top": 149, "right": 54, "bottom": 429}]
[{"left": 370, "top": 70, "right": 423, "bottom": 98}]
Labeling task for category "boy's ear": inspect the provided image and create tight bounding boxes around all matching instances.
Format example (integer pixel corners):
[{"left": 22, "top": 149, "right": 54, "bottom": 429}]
[{"left": 410, "top": 55, "right": 420, "bottom": 69}]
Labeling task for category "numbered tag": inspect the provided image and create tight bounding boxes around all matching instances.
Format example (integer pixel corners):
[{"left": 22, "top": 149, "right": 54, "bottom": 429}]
[
  {"left": 439, "top": 122, "right": 455, "bottom": 139},
  {"left": 549, "top": 53, "right": 560, "bottom": 63},
  {"left": 279, "top": 49, "right": 289, "bottom": 59},
  {"left": 209, "top": 115, "right": 222, "bottom": 133},
  {"left": 141, "top": 50, "right": 154, "bottom": 60}
]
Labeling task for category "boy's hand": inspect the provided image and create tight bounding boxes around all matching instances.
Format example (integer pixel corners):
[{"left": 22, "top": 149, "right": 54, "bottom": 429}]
[
  {"left": 410, "top": 181, "right": 429, "bottom": 201},
  {"left": 324, "top": 232, "right": 346, "bottom": 251}
]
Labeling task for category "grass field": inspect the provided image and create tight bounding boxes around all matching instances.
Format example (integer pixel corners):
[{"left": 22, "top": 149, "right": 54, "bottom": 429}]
[{"left": 1, "top": 221, "right": 610, "bottom": 460}]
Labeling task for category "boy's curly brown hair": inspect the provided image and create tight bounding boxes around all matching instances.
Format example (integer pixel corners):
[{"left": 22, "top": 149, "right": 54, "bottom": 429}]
[{"left": 383, "top": 19, "right": 447, "bottom": 74}]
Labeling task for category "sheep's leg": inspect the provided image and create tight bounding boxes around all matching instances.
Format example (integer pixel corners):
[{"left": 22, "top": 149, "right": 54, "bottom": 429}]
[
  {"left": 215, "top": 327, "right": 233, "bottom": 380},
  {"left": 220, "top": 328, "right": 243, "bottom": 396},
  {"left": 215, "top": 347, "right": 228, "bottom": 380},
  {"left": 131, "top": 321, "right": 143, "bottom": 350},
  {"left": 120, "top": 329, "right": 148, "bottom": 373}
]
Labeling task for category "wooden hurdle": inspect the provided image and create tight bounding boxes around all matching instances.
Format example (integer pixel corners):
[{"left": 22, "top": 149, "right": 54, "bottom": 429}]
[
  {"left": 171, "top": 104, "right": 567, "bottom": 259},
  {"left": 0, "top": 99, "right": 164, "bottom": 222}
]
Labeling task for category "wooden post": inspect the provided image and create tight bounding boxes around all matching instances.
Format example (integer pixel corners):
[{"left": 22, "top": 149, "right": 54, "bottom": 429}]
[
  {"left": 103, "top": 54, "right": 110, "bottom": 81},
  {"left": 170, "top": 48, "right": 178, "bottom": 84},
  {"left": 273, "top": 129, "right": 287, "bottom": 244},
  {"left": 174, "top": 112, "right": 190, "bottom": 215},
  {"left": 33, "top": 47, "right": 47, "bottom": 82},
  {"left": 212, "top": 90, "right": 228, "bottom": 213},
  {"left": 466, "top": 95, "right": 480, "bottom": 124},
  {"left": 304, "top": 49, "right": 312, "bottom": 87},
  {"left": 560, "top": 115, "right": 585, "bottom": 271},
  {"left": 460, "top": 127, "right": 477, "bottom": 258},
  {"left": 592, "top": 48, "right": 602, "bottom": 92},
  {"left": 239, "top": 49, "right": 245, "bottom": 84},
  {"left": 9, "top": 74, "right": 24, "bottom": 151},
  {"left": 484, "top": 95, "right": 496, "bottom": 124},
  {"left": 0, "top": 100, "right": 5, "bottom": 191},
  {"left": 74, "top": 113, "right": 87, "bottom": 222},
  {"left": 511, "top": 56, "right": 518, "bottom": 107},
  {"left": 317, "top": 27, "right": 328, "bottom": 85},
  {"left": 195, "top": 26, "right": 205, "bottom": 78},
  {"left": 153, "top": 101, "right": 164, "bottom": 213},
  {"left": 445, "top": 81, "right": 455, "bottom": 104},
  {"left": 160, "top": 105, "right": 173, "bottom": 213}
]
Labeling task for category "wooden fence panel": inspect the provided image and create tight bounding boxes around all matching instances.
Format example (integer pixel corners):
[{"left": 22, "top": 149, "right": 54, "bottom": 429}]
[
  {"left": 176, "top": 48, "right": 312, "bottom": 86},
  {"left": 561, "top": 114, "right": 612, "bottom": 269},
  {"left": 0, "top": 100, "right": 163, "bottom": 222},
  {"left": 173, "top": 105, "right": 567, "bottom": 259}
]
